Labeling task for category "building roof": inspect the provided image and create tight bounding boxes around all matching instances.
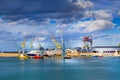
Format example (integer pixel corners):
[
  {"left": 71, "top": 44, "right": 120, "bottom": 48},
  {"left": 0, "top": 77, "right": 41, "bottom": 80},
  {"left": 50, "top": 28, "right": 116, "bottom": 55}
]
[{"left": 93, "top": 46, "right": 120, "bottom": 48}]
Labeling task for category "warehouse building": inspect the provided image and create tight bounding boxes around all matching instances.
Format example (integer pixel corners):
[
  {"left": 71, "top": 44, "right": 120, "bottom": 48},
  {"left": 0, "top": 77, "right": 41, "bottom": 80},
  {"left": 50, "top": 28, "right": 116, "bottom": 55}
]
[{"left": 92, "top": 46, "right": 120, "bottom": 53}]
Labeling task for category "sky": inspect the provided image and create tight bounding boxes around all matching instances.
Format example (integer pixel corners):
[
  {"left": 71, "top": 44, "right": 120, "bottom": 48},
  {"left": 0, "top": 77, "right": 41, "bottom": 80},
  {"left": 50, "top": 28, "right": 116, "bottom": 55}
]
[{"left": 0, "top": 0, "right": 120, "bottom": 51}]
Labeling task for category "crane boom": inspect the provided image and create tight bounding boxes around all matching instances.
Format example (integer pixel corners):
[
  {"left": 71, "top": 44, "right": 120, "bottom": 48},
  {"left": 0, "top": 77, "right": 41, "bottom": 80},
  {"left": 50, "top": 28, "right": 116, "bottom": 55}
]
[
  {"left": 22, "top": 39, "right": 26, "bottom": 48},
  {"left": 51, "top": 36, "right": 61, "bottom": 49}
]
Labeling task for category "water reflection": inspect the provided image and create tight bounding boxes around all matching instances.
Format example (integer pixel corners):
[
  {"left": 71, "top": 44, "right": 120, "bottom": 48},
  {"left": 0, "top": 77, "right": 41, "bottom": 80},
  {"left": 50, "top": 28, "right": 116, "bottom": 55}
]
[{"left": 0, "top": 57, "right": 120, "bottom": 80}]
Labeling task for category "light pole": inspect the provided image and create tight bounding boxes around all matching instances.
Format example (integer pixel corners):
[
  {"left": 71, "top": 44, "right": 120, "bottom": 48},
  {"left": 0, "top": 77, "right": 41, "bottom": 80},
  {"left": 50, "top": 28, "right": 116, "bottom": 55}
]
[{"left": 60, "top": 30, "right": 65, "bottom": 59}]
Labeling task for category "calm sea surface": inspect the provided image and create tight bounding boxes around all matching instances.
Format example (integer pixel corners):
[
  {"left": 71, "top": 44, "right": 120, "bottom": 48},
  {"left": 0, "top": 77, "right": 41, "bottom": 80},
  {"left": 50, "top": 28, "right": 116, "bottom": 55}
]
[{"left": 0, "top": 57, "right": 120, "bottom": 80}]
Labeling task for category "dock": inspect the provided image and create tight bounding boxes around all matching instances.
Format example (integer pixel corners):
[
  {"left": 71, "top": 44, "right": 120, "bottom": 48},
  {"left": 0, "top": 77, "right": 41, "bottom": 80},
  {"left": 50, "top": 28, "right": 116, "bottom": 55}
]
[{"left": 0, "top": 52, "right": 120, "bottom": 58}]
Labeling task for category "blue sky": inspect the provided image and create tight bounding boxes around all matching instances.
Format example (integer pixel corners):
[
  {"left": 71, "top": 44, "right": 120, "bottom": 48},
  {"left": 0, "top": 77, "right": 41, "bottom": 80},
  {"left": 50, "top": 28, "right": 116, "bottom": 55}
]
[{"left": 0, "top": 0, "right": 120, "bottom": 51}]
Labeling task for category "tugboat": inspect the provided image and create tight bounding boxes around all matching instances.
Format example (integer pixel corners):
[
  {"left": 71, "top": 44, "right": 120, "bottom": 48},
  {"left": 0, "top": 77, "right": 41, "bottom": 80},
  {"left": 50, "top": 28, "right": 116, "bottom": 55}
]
[
  {"left": 26, "top": 37, "right": 44, "bottom": 59},
  {"left": 26, "top": 50, "right": 43, "bottom": 59},
  {"left": 18, "top": 53, "right": 29, "bottom": 60}
]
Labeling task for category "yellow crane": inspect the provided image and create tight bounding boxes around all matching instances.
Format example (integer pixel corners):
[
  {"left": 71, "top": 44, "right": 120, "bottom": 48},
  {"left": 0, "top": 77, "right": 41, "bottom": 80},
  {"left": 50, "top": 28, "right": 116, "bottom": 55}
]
[
  {"left": 51, "top": 36, "right": 61, "bottom": 49},
  {"left": 22, "top": 39, "right": 26, "bottom": 48}
]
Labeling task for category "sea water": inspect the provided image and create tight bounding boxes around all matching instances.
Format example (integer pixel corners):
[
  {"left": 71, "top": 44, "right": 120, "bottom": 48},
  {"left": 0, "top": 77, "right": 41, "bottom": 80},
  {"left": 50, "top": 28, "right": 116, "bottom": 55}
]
[{"left": 0, "top": 57, "right": 120, "bottom": 80}]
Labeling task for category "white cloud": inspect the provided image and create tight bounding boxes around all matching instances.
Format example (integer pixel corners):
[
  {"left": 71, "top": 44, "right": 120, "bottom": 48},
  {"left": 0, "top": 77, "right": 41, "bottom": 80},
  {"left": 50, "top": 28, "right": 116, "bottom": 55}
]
[
  {"left": 0, "top": 18, "right": 3, "bottom": 23},
  {"left": 92, "top": 0, "right": 120, "bottom": 10},
  {"left": 58, "top": 24, "right": 68, "bottom": 29},
  {"left": 6, "top": 18, "right": 29, "bottom": 26},
  {"left": 93, "top": 34, "right": 120, "bottom": 46},
  {"left": 118, "top": 11, "right": 120, "bottom": 16},
  {"left": 85, "top": 20, "right": 115, "bottom": 32},
  {"left": 38, "top": 31, "right": 50, "bottom": 36},
  {"left": 84, "top": 10, "right": 113, "bottom": 20},
  {"left": 0, "top": 21, "right": 53, "bottom": 41},
  {"left": 37, "top": 37, "right": 46, "bottom": 41},
  {"left": 6, "top": 18, "right": 51, "bottom": 26},
  {"left": 72, "top": 20, "right": 115, "bottom": 32},
  {"left": 75, "top": 0, "right": 94, "bottom": 8}
]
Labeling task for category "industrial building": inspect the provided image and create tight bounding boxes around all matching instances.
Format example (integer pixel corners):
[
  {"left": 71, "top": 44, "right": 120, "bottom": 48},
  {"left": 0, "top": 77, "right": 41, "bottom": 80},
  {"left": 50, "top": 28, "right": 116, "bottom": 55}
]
[{"left": 92, "top": 46, "right": 120, "bottom": 53}]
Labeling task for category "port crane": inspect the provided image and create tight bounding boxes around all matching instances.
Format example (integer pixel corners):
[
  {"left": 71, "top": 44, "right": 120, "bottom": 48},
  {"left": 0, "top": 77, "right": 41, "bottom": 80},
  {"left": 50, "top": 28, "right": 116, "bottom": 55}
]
[{"left": 51, "top": 36, "right": 62, "bottom": 49}]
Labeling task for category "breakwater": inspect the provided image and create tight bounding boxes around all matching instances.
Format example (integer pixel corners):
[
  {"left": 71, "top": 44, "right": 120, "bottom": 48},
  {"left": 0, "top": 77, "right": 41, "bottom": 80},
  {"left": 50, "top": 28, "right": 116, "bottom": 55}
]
[{"left": 0, "top": 53, "right": 19, "bottom": 57}]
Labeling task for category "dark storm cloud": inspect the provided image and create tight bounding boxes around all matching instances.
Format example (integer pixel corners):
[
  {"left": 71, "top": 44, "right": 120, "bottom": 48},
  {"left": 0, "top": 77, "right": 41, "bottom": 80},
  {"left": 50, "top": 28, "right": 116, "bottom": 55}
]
[{"left": 0, "top": 0, "right": 85, "bottom": 24}]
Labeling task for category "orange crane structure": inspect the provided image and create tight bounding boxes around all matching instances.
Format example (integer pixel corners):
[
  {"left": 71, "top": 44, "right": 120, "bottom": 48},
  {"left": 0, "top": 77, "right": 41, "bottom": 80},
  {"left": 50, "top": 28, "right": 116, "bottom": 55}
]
[{"left": 82, "top": 36, "right": 92, "bottom": 52}]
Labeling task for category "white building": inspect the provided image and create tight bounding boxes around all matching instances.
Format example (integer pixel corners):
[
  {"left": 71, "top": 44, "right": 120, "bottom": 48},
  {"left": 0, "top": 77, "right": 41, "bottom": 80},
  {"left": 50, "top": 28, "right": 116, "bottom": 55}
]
[{"left": 92, "top": 46, "right": 120, "bottom": 53}]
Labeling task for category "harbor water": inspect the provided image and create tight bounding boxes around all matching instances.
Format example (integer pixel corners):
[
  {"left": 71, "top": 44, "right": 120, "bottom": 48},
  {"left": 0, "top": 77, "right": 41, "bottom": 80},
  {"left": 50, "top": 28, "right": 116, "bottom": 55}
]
[{"left": 0, "top": 57, "right": 120, "bottom": 80}]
